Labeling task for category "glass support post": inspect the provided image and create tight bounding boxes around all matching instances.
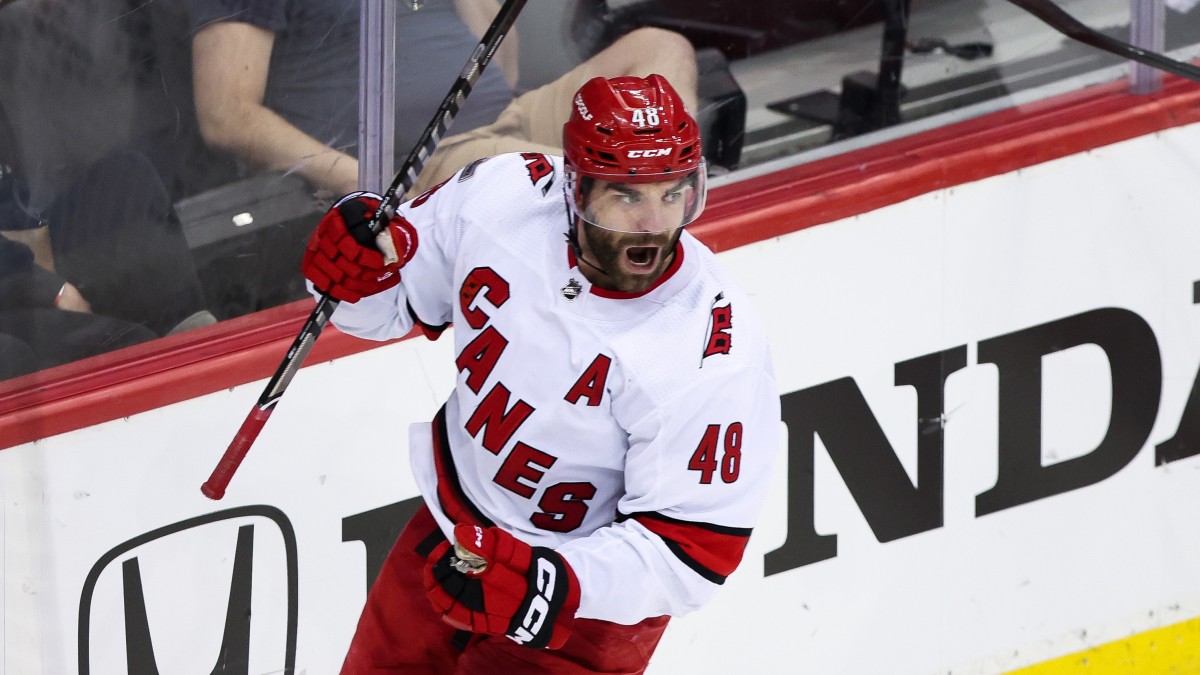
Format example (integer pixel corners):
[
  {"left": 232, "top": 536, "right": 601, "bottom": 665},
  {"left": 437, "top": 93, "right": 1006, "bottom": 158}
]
[
  {"left": 359, "top": 0, "right": 396, "bottom": 192},
  {"left": 1130, "top": 0, "right": 1166, "bottom": 94}
]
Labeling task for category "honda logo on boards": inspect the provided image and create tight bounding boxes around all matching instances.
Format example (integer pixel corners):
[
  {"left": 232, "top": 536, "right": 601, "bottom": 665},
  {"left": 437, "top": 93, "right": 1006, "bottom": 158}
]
[
  {"left": 763, "top": 304, "right": 1200, "bottom": 576},
  {"left": 78, "top": 506, "right": 298, "bottom": 674}
]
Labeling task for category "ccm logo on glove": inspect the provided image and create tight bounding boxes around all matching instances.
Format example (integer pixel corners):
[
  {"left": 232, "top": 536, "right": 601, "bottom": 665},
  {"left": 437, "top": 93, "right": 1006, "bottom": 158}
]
[
  {"left": 301, "top": 191, "right": 418, "bottom": 303},
  {"left": 509, "top": 556, "right": 561, "bottom": 645},
  {"left": 425, "top": 524, "right": 580, "bottom": 649}
]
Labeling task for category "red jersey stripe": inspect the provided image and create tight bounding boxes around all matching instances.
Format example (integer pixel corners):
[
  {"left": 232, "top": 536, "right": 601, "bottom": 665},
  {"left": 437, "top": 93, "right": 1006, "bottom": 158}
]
[{"left": 629, "top": 512, "right": 751, "bottom": 584}]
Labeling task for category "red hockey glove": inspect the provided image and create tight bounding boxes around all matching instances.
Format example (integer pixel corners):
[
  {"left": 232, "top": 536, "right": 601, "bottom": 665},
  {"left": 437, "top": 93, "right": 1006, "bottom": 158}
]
[
  {"left": 301, "top": 191, "right": 418, "bottom": 303},
  {"left": 424, "top": 524, "right": 581, "bottom": 650}
]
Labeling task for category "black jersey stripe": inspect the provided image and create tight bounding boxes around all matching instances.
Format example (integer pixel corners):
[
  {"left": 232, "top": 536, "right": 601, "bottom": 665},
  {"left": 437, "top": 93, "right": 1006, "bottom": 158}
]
[{"left": 432, "top": 405, "right": 494, "bottom": 527}]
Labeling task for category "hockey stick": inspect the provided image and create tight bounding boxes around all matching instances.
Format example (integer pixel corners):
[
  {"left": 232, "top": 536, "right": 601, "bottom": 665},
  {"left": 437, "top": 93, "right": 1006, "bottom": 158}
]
[
  {"left": 202, "top": 0, "right": 528, "bottom": 499},
  {"left": 1006, "top": 0, "right": 1200, "bottom": 83}
]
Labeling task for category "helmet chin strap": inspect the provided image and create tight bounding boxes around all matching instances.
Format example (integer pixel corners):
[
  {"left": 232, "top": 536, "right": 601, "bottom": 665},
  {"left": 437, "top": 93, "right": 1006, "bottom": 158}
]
[
  {"left": 564, "top": 193, "right": 612, "bottom": 277},
  {"left": 565, "top": 219, "right": 612, "bottom": 277}
]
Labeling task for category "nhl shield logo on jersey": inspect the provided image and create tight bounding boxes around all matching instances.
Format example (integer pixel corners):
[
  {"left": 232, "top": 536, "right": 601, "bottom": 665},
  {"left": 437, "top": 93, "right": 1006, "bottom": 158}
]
[
  {"left": 561, "top": 278, "right": 582, "bottom": 301},
  {"left": 701, "top": 292, "right": 733, "bottom": 363}
]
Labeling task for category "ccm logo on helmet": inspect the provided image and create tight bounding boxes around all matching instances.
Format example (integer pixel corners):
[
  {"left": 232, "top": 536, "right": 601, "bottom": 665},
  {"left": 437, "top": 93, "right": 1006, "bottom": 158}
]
[{"left": 627, "top": 149, "right": 672, "bottom": 158}]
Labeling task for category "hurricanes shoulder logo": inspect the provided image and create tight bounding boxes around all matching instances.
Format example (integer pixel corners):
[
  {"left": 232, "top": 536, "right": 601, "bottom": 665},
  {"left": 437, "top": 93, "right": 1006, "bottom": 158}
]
[
  {"left": 701, "top": 292, "right": 733, "bottom": 365},
  {"left": 521, "top": 152, "right": 555, "bottom": 197}
]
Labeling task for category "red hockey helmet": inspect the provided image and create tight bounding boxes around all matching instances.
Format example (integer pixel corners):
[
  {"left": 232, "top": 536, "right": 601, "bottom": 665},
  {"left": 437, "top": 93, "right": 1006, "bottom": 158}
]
[{"left": 563, "top": 75, "right": 706, "bottom": 231}]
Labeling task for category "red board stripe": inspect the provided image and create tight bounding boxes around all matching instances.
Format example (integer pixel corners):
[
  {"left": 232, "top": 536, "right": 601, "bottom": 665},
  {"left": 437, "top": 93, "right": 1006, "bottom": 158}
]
[
  {"left": 0, "top": 301, "right": 411, "bottom": 449},
  {"left": 692, "top": 75, "right": 1200, "bottom": 252}
]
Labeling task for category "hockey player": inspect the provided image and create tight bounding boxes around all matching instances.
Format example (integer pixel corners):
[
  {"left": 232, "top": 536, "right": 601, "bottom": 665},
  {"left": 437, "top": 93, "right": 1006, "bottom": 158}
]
[{"left": 302, "top": 74, "right": 780, "bottom": 673}]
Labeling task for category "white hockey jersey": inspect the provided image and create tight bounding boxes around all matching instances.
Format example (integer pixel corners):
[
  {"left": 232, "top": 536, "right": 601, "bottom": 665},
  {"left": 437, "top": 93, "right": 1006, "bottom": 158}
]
[{"left": 324, "top": 152, "right": 780, "bottom": 624}]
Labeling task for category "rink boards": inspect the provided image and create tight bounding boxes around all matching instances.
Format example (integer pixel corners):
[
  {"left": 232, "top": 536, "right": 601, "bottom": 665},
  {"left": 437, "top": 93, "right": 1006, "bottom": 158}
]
[{"left": 4, "top": 77, "right": 1200, "bottom": 674}]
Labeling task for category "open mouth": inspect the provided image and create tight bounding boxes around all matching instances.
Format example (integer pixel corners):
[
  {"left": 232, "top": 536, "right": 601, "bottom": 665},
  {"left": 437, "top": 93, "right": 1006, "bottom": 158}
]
[{"left": 624, "top": 246, "right": 659, "bottom": 271}]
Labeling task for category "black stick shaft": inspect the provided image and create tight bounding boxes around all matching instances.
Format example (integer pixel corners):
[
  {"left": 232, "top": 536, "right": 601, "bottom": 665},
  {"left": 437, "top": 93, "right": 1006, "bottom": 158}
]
[
  {"left": 1007, "top": 0, "right": 1200, "bottom": 83},
  {"left": 202, "top": 0, "right": 528, "bottom": 500}
]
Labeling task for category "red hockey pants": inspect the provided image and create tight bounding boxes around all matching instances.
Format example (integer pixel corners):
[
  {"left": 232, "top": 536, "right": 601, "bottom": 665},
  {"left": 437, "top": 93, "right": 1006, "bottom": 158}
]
[{"left": 340, "top": 504, "right": 670, "bottom": 674}]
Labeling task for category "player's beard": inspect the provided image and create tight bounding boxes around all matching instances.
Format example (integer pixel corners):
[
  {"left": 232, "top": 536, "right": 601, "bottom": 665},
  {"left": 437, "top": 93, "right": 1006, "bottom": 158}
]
[{"left": 577, "top": 221, "right": 682, "bottom": 294}]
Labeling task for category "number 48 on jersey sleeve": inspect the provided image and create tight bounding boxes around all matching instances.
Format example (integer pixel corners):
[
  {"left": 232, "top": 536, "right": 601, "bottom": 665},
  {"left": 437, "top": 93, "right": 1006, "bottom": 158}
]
[{"left": 687, "top": 422, "right": 743, "bottom": 484}]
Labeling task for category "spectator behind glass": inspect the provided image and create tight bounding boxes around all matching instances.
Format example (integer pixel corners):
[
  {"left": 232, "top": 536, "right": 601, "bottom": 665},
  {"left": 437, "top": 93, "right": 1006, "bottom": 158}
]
[
  {"left": 0, "top": 151, "right": 216, "bottom": 380},
  {"left": 183, "top": 0, "right": 697, "bottom": 198}
]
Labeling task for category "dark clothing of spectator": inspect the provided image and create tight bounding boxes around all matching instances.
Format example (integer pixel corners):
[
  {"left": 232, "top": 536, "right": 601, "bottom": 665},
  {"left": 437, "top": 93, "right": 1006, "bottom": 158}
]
[
  {"left": 0, "top": 0, "right": 235, "bottom": 206},
  {"left": 0, "top": 150, "right": 210, "bottom": 379},
  {"left": 0, "top": 231, "right": 156, "bottom": 379},
  {"left": 0, "top": 309, "right": 155, "bottom": 379},
  {"left": 0, "top": 327, "right": 36, "bottom": 379},
  {"left": 41, "top": 150, "right": 209, "bottom": 336}
]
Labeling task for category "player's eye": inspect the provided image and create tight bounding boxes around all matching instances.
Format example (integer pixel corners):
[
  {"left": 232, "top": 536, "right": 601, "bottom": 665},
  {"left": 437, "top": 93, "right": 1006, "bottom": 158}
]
[{"left": 663, "top": 190, "right": 683, "bottom": 204}]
